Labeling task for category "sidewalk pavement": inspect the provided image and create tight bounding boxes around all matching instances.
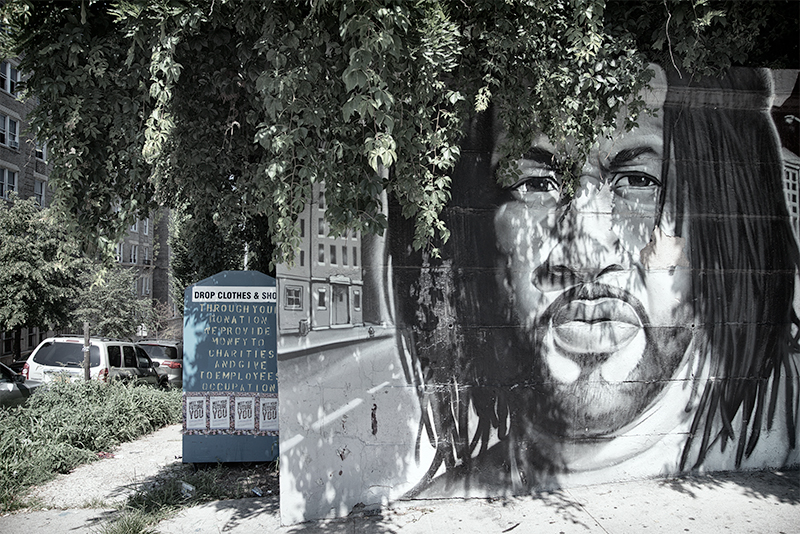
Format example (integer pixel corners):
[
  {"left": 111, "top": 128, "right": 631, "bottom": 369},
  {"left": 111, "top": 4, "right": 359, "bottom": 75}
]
[
  {"left": 278, "top": 323, "right": 396, "bottom": 359},
  {"left": 156, "top": 467, "right": 800, "bottom": 534},
  {"left": 3, "top": 463, "right": 797, "bottom": 533}
]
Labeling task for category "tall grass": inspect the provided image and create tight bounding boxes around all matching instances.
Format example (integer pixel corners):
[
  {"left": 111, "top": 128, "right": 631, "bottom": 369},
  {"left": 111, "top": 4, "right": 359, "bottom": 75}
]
[{"left": 0, "top": 380, "right": 181, "bottom": 511}]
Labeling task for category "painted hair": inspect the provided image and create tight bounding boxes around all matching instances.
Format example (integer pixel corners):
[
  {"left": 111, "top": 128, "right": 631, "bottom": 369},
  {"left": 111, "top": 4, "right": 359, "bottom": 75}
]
[
  {"left": 663, "top": 68, "right": 800, "bottom": 469},
  {"left": 391, "top": 67, "right": 800, "bottom": 494}
]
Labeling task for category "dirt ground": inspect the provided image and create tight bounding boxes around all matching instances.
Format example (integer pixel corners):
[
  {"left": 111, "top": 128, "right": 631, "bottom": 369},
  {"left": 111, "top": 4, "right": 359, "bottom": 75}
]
[{"left": 22, "top": 424, "right": 278, "bottom": 510}]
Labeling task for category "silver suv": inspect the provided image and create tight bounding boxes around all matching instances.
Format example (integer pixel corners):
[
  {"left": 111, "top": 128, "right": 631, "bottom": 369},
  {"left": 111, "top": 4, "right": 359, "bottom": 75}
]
[
  {"left": 137, "top": 340, "right": 182, "bottom": 389},
  {"left": 24, "top": 337, "right": 167, "bottom": 388}
]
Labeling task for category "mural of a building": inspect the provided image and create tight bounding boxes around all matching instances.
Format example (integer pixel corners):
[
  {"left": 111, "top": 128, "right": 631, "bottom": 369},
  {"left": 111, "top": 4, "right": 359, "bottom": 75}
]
[
  {"left": 277, "top": 67, "right": 800, "bottom": 525},
  {"left": 276, "top": 182, "right": 364, "bottom": 335}
]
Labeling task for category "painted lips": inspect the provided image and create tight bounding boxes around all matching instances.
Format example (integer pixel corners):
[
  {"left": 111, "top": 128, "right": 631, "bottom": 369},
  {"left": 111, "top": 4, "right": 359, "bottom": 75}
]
[{"left": 548, "top": 293, "right": 644, "bottom": 355}]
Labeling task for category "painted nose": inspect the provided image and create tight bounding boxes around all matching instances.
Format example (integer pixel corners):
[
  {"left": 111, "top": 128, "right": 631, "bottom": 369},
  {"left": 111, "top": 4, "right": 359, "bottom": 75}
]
[{"left": 532, "top": 182, "right": 626, "bottom": 292}]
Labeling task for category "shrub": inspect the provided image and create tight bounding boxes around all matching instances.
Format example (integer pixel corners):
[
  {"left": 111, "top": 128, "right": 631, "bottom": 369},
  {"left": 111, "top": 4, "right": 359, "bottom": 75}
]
[{"left": 0, "top": 380, "right": 181, "bottom": 511}]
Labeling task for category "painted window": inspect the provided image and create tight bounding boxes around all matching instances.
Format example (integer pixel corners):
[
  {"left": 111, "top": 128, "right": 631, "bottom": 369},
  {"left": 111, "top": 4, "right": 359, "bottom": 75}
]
[
  {"left": 317, "top": 288, "right": 327, "bottom": 309},
  {"left": 354, "top": 289, "right": 361, "bottom": 311},
  {"left": 285, "top": 286, "right": 303, "bottom": 310}
]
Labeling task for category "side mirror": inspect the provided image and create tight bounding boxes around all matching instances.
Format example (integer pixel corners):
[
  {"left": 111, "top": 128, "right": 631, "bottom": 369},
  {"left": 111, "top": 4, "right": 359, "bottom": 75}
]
[
  {"left": 152, "top": 361, "right": 160, "bottom": 368},
  {"left": 13, "top": 374, "right": 25, "bottom": 384}
]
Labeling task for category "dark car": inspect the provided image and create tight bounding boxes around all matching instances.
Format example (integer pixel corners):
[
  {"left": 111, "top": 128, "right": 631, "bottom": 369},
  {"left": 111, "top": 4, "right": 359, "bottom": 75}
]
[
  {"left": 0, "top": 361, "right": 42, "bottom": 407},
  {"left": 137, "top": 340, "right": 182, "bottom": 389}
]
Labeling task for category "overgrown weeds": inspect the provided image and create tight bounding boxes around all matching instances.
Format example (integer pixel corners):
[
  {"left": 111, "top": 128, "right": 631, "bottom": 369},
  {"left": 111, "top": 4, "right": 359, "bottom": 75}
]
[{"left": 0, "top": 380, "right": 181, "bottom": 512}]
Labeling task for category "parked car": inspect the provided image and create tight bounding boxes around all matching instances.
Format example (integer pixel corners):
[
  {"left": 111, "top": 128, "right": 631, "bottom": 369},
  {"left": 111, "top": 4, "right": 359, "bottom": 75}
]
[
  {"left": 137, "top": 340, "right": 182, "bottom": 389},
  {"left": 0, "top": 361, "right": 42, "bottom": 407},
  {"left": 24, "top": 337, "right": 168, "bottom": 389}
]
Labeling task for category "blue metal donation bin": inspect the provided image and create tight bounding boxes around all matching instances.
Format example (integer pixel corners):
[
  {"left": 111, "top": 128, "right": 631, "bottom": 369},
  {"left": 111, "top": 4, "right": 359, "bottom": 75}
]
[{"left": 182, "top": 270, "right": 278, "bottom": 463}]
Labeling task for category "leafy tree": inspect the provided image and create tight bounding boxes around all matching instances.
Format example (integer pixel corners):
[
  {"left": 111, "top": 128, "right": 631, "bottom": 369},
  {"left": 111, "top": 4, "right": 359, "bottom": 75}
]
[
  {"left": 0, "top": 195, "right": 83, "bottom": 359},
  {"left": 68, "top": 267, "right": 152, "bottom": 340},
  {"left": 1, "top": 1, "right": 796, "bottom": 262}
]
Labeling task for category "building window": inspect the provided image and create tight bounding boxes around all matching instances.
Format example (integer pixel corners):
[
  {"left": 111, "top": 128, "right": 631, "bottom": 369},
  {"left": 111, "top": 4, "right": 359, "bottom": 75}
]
[
  {"left": 354, "top": 289, "right": 361, "bottom": 311},
  {"left": 143, "top": 247, "right": 150, "bottom": 265},
  {"left": 131, "top": 220, "right": 138, "bottom": 232},
  {"left": 352, "top": 246, "right": 358, "bottom": 267},
  {"left": 330, "top": 245, "right": 337, "bottom": 265},
  {"left": 35, "top": 141, "right": 47, "bottom": 161},
  {"left": 318, "top": 218, "right": 324, "bottom": 236},
  {"left": 285, "top": 286, "right": 302, "bottom": 310},
  {"left": 115, "top": 242, "right": 124, "bottom": 262},
  {"left": 130, "top": 245, "right": 138, "bottom": 264},
  {"left": 784, "top": 164, "right": 800, "bottom": 235},
  {"left": 1, "top": 169, "right": 16, "bottom": 199},
  {"left": 317, "top": 288, "right": 327, "bottom": 309},
  {"left": 300, "top": 250, "right": 305, "bottom": 267},
  {"left": 0, "top": 115, "right": 17, "bottom": 148},
  {"left": 27, "top": 328, "right": 36, "bottom": 348},
  {"left": 318, "top": 244, "right": 325, "bottom": 264},
  {"left": 143, "top": 218, "right": 149, "bottom": 235},
  {"left": 8, "top": 118, "right": 17, "bottom": 148},
  {"left": 34, "top": 180, "right": 45, "bottom": 207},
  {"left": 0, "top": 62, "right": 19, "bottom": 94},
  {"left": 342, "top": 246, "right": 348, "bottom": 266},
  {"left": 300, "top": 218, "right": 305, "bottom": 238},
  {"left": 318, "top": 189, "right": 325, "bottom": 209},
  {"left": 2, "top": 332, "right": 11, "bottom": 355},
  {"left": 0, "top": 115, "right": 19, "bottom": 149},
  {"left": 142, "top": 276, "right": 151, "bottom": 296}
]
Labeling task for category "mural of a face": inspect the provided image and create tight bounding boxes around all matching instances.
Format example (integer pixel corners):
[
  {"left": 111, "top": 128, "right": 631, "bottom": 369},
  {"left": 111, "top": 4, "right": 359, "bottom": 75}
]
[{"left": 493, "top": 77, "right": 695, "bottom": 441}]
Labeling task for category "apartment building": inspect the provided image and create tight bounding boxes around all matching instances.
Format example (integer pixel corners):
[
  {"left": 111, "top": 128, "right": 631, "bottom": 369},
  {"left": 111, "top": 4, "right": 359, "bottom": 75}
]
[
  {"left": 0, "top": 55, "right": 174, "bottom": 363},
  {"left": 0, "top": 57, "right": 54, "bottom": 362}
]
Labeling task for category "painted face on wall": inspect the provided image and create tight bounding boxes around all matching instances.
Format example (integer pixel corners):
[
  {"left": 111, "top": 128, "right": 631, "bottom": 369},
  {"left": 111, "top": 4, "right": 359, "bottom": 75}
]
[{"left": 493, "top": 74, "right": 695, "bottom": 441}]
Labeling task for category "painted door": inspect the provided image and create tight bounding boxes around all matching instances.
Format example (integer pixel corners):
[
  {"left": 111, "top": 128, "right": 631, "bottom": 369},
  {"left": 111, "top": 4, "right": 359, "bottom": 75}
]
[{"left": 331, "top": 284, "right": 350, "bottom": 325}]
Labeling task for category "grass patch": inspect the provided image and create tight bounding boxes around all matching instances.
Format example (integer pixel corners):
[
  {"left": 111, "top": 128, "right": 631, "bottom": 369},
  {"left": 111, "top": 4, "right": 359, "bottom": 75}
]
[
  {"left": 97, "top": 462, "right": 279, "bottom": 534},
  {"left": 0, "top": 380, "right": 181, "bottom": 512}
]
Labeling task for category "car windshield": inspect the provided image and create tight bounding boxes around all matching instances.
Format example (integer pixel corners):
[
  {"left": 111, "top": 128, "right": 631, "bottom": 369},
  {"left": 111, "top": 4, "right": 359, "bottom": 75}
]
[
  {"left": 140, "top": 344, "right": 180, "bottom": 360},
  {"left": 32, "top": 342, "right": 100, "bottom": 368}
]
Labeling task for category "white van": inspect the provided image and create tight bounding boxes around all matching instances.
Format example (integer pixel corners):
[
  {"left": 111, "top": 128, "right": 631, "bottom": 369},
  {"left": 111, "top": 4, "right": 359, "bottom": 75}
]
[{"left": 24, "top": 337, "right": 166, "bottom": 388}]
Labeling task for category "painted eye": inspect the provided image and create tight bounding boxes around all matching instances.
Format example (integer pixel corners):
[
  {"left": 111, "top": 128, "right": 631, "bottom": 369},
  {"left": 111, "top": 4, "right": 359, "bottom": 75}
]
[
  {"left": 511, "top": 176, "right": 559, "bottom": 194},
  {"left": 613, "top": 173, "right": 661, "bottom": 188}
]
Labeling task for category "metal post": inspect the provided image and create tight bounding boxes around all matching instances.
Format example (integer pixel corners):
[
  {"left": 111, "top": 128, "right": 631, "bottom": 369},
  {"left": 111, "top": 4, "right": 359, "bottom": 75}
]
[{"left": 83, "top": 321, "right": 90, "bottom": 381}]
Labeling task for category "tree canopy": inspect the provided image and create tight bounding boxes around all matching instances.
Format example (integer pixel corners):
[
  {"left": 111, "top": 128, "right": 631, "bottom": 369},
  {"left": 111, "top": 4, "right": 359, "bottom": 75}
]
[
  {"left": 68, "top": 267, "right": 153, "bottom": 340},
  {"left": 1, "top": 0, "right": 797, "bottom": 264},
  {"left": 0, "top": 195, "right": 83, "bottom": 358}
]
